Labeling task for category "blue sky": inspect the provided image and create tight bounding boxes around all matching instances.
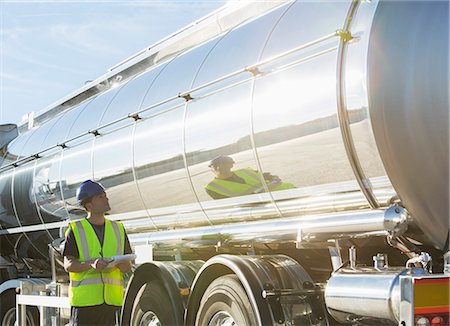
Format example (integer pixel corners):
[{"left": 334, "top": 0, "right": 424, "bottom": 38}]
[{"left": 0, "top": 1, "right": 225, "bottom": 126}]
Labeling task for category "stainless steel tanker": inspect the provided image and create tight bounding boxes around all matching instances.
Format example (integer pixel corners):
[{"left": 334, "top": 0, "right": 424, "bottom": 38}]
[{"left": 0, "top": 1, "right": 448, "bottom": 325}]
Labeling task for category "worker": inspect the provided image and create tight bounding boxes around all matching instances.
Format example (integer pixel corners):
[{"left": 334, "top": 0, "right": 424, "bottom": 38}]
[
  {"left": 63, "top": 180, "right": 132, "bottom": 326},
  {"left": 205, "top": 155, "right": 295, "bottom": 199}
]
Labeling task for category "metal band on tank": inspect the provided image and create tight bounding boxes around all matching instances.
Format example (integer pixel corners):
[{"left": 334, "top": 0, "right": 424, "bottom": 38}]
[{"left": 336, "top": 0, "right": 379, "bottom": 209}]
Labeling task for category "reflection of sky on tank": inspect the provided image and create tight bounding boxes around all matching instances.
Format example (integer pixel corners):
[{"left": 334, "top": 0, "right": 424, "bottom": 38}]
[
  {"left": 94, "top": 128, "right": 134, "bottom": 180},
  {"left": 346, "top": 69, "right": 368, "bottom": 109},
  {"left": 185, "top": 86, "right": 252, "bottom": 151},
  {"left": 254, "top": 69, "right": 337, "bottom": 131},
  {"left": 134, "top": 109, "right": 184, "bottom": 166},
  {"left": 59, "top": 141, "right": 93, "bottom": 187}
]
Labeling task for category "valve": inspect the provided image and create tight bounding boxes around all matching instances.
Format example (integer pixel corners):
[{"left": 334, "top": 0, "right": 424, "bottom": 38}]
[{"left": 406, "top": 252, "right": 431, "bottom": 269}]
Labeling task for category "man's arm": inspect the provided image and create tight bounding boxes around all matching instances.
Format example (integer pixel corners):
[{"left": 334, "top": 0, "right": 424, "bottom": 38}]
[
  {"left": 116, "top": 232, "right": 133, "bottom": 273},
  {"left": 64, "top": 255, "right": 113, "bottom": 272},
  {"left": 64, "top": 255, "right": 92, "bottom": 273}
]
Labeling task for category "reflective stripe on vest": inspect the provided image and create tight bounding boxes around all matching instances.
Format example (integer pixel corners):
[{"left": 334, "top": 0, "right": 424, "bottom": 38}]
[
  {"left": 68, "top": 218, "right": 125, "bottom": 307},
  {"left": 236, "top": 168, "right": 261, "bottom": 183},
  {"left": 205, "top": 168, "right": 263, "bottom": 197},
  {"left": 74, "top": 220, "right": 90, "bottom": 261},
  {"left": 71, "top": 277, "right": 123, "bottom": 287},
  {"left": 110, "top": 221, "right": 123, "bottom": 256},
  {"left": 206, "top": 179, "right": 259, "bottom": 197}
]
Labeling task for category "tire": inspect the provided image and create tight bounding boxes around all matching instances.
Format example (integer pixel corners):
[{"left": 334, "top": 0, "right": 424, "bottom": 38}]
[
  {"left": 196, "top": 275, "right": 258, "bottom": 326},
  {"left": 0, "top": 290, "right": 39, "bottom": 326},
  {"left": 130, "top": 281, "right": 178, "bottom": 326}
]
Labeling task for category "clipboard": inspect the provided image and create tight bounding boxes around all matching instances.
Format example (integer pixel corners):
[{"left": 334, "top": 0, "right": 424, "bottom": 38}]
[{"left": 105, "top": 254, "right": 136, "bottom": 268}]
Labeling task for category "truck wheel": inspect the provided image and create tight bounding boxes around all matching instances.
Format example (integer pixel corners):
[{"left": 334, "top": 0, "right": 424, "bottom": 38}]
[
  {"left": 0, "top": 290, "right": 38, "bottom": 326},
  {"left": 196, "top": 275, "right": 258, "bottom": 326},
  {"left": 131, "top": 280, "right": 177, "bottom": 326}
]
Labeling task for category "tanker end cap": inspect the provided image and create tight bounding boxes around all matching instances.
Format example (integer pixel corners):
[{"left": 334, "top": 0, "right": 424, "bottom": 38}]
[
  {"left": 383, "top": 205, "right": 408, "bottom": 237},
  {"left": 76, "top": 180, "right": 106, "bottom": 204}
]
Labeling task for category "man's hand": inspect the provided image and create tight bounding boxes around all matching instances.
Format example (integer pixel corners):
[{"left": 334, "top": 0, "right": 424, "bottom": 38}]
[
  {"left": 263, "top": 172, "right": 280, "bottom": 182},
  {"left": 116, "top": 261, "right": 132, "bottom": 273},
  {"left": 90, "top": 258, "right": 113, "bottom": 270}
]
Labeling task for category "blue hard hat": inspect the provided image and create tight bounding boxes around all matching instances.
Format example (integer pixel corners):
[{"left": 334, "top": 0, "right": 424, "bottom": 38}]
[{"left": 76, "top": 180, "right": 105, "bottom": 204}]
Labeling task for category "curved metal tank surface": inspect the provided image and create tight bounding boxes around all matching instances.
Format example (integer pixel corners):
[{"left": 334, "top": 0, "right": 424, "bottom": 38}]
[
  {"left": 0, "top": 0, "right": 448, "bottom": 261},
  {"left": 367, "top": 1, "right": 449, "bottom": 249}
]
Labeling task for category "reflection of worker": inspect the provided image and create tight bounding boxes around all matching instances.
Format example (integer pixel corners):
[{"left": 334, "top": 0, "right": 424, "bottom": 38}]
[
  {"left": 63, "top": 180, "right": 132, "bottom": 326},
  {"left": 205, "top": 155, "right": 295, "bottom": 200}
]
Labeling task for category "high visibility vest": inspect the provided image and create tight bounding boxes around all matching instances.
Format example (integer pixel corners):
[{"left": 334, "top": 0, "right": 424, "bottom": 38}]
[
  {"left": 67, "top": 218, "right": 125, "bottom": 307},
  {"left": 205, "top": 168, "right": 295, "bottom": 198}
]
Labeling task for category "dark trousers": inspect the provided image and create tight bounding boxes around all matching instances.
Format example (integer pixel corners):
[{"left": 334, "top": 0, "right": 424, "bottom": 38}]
[{"left": 70, "top": 304, "right": 120, "bottom": 326}]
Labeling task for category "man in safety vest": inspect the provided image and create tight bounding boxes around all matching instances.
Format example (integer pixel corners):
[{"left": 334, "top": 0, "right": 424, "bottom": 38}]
[
  {"left": 63, "top": 180, "right": 132, "bottom": 326},
  {"left": 205, "top": 155, "right": 295, "bottom": 200}
]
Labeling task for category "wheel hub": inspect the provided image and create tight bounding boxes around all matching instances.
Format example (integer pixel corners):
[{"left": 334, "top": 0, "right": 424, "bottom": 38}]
[
  {"left": 209, "top": 311, "right": 236, "bottom": 326},
  {"left": 139, "top": 311, "right": 161, "bottom": 326}
]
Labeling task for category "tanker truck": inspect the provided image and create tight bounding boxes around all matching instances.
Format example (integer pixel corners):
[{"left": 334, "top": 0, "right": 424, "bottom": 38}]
[{"left": 0, "top": 0, "right": 448, "bottom": 325}]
